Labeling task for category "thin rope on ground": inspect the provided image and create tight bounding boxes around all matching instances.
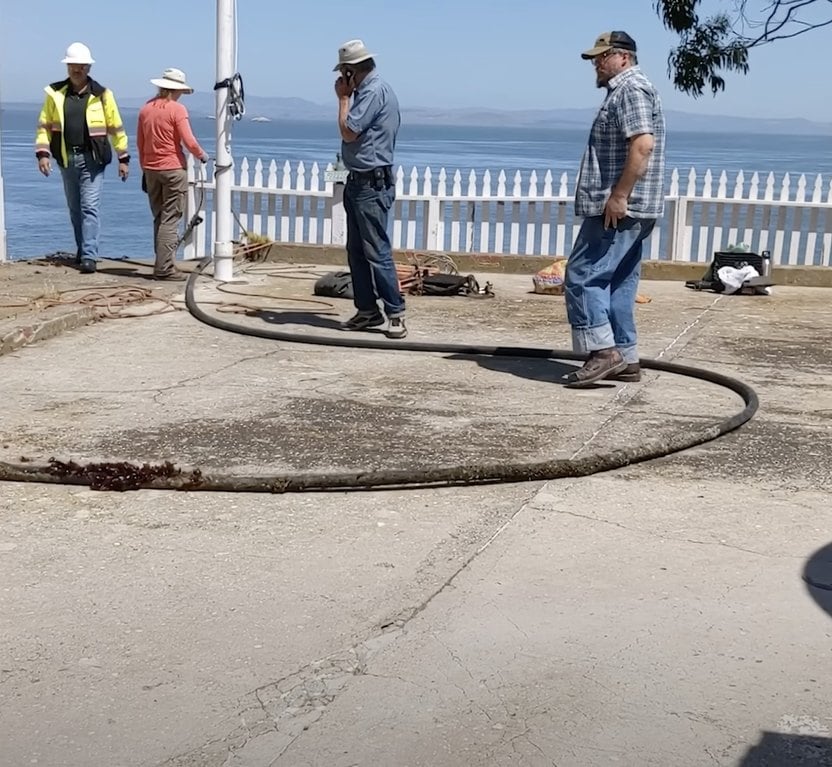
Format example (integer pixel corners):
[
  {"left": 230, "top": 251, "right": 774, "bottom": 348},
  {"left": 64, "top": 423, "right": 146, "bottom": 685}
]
[{"left": 0, "top": 279, "right": 182, "bottom": 320}]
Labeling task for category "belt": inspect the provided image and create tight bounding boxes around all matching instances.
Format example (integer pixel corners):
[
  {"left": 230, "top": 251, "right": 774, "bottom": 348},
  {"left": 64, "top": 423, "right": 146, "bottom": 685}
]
[{"left": 348, "top": 166, "right": 392, "bottom": 184}]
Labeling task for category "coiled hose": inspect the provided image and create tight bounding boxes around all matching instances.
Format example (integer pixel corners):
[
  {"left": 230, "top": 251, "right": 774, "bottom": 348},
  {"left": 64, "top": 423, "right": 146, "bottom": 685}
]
[{"left": 0, "top": 258, "right": 758, "bottom": 493}]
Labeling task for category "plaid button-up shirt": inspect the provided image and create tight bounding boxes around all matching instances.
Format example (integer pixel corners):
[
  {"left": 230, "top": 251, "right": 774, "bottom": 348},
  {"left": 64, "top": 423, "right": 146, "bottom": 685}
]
[{"left": 574, "top": 66, "right": 666, "bottom": 219}]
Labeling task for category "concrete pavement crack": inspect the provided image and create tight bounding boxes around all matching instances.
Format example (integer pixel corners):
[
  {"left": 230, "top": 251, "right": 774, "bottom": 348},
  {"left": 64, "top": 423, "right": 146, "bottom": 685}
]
[
  {"left": 569, "top": 296, "right": 722, "bottom": 461},
  {"left": 165, "top": 483, "right": 546, "bottom": 765},
  {"left": 484, "top": 598, "right": 530, "bottom": 639},
  {"left": 435, "top": 634, "right": 479, "bottom": 686},
  {"left": 719, "top": 573, "right": 759, "bottom": 602},
  {"left": 363, "top": 671, "right": 426, "bottom": 690},
  {"left": 542, "top": 506, "right": 792, "bottom": 558},
  {"left": 509, "top": 728, "right": 555, "bottom": 765},
  {"left": 253, "top": 688, "right": 277, "bottom": 731},
  {"left": 265, "top": 732, "right": 304, "bottom": 767},
  {"left": 433, "top": 634, "right": 504, "bottom": 724},
  {"left": 654, "top": 297, "right": 723, "bottom": 361},
  {"left": 151, "top": 349, "right": 283, "bottom": 404},
  {"left": 579, "top": 671, "right": 618, "bottom": 697}
]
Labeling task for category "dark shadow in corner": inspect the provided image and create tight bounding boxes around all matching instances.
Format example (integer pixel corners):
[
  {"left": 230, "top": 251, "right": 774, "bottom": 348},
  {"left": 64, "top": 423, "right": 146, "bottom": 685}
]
[
  {"left": 96, "top": 267, "right": 143, "bottom": 277},
  {"left": 252, "top": 309, "right": 615, "bottom": 387},
  {"left": 31, "top": 253, "right": 80, "bottom": 270},
  {"left": 256, "top": 309, "right": 350, "bottom": 332},
  {"left": 738, "top": 731, "right": 832, "bottom": 766},
  {"left": 445, "top": 352, "right": 607, "bottom": 389},
  {"left": 804, "top": 541, "right": 832, "bottom": 620},
  {"left": 30, "top": 254, "right": 145, "bottom": 278}
]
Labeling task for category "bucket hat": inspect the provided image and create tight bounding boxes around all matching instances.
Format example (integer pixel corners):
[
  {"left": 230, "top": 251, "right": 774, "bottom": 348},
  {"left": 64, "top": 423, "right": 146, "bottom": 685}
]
[
  {"left": 333, "top": 39, "right": 376, "bottom": 71},
  {"left": 150, "top": 68, "right": 194, "bottom": 93}
]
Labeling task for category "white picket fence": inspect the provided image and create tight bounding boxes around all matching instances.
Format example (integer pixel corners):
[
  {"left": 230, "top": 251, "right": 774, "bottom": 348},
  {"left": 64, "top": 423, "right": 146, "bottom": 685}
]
[{"left": 182, "top": 158, "right": 832, "bottom": 267}]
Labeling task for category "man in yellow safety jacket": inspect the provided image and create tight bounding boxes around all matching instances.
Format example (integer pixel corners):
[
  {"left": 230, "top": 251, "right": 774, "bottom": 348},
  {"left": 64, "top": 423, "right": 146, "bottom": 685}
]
[{"left": 35, "top": 42, "right": 130, "bottom": 273}]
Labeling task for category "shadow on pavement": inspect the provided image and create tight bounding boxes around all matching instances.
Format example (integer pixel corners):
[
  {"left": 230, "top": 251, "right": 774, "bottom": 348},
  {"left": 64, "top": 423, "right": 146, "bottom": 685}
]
[
  {"left": 257, "top": 309, "right": 350, "bottom": 331},
  {"left": 738, "top": 731, "right": 832, "bottom": 766},
  {"left": 97, "top": 267, "right": 144, "bottom": 277},
  {"left": 446, "top": 352, "right": 583, "bottom": 387},
  {"left": 32, "top": 255, "right": 150, "bottom": 278},
  {"left": 252, "top": 305, "right": 614, "bottom": 387},
  {"left": 253, "top": 312, "right": 585, "bottom": 383},
  {"left": 804, "top": 541, "right": 832, "bottom": 620}
]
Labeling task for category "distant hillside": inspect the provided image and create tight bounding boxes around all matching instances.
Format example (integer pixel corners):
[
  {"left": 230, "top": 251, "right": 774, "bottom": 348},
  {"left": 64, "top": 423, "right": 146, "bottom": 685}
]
[{"left": 5, "top": 94, "right": 831, "bottom": 136}]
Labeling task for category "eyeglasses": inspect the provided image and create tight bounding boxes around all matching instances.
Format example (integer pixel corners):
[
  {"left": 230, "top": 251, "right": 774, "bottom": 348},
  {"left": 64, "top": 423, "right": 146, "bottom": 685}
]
[{"left": 591, "top": 49, "right": 624, "bottom": 66}]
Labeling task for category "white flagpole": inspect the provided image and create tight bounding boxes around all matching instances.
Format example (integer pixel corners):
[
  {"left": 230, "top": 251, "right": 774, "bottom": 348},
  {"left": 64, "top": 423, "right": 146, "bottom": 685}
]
[
  {"left": 212, "top": 0, "right": 235, "bottom": 281},
  {"left": 0, "top": 83, "right": 8, "bottom": 263}
]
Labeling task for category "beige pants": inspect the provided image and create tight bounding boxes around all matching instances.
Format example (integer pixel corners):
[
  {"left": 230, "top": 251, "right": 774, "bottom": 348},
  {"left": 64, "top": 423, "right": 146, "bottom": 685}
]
[{"left": 143, "top": 169, "right": 188, "bottom": 276}]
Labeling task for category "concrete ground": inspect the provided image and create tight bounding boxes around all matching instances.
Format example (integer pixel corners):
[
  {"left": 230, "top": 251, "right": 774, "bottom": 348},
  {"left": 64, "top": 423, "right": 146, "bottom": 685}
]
[{"left": 0, "top": 257, "right": 830, "bottom": 767}]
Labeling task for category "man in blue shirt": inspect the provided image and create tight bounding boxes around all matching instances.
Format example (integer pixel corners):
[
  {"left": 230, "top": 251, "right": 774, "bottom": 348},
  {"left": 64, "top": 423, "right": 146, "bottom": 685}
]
[
  {"left": 563, "top": 31, "right": 666, "bottom": 388},
  {"left": 333, "top": 39, "right": 406, "bottom": 339}
]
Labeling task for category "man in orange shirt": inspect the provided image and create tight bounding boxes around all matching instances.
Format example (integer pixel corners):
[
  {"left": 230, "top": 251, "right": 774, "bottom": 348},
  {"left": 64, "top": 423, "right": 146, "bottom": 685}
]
[{"left": 137, "top": 68, "right": 208, "bottom": 280}]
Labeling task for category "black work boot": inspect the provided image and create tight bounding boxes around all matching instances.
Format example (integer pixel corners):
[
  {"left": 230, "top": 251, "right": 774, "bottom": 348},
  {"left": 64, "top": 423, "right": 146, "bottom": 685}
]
[{"left": 341, "top": 310, "right": 384, "bottom": 331}]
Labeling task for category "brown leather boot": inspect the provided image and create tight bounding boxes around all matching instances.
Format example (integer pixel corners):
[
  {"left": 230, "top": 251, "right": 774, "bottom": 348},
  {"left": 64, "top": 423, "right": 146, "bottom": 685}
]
[
  {"left": 565, "top": 347, "right": 627, "bottom": 388},
  {"left": 608, "top": 363, "right": 641, "bottom": 383}
]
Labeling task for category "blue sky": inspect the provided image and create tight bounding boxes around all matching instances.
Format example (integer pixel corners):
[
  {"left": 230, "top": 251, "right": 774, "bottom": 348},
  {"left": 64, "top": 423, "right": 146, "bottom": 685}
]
[{"left": 0, "top": 0, "right": 828, "bottom": 121}]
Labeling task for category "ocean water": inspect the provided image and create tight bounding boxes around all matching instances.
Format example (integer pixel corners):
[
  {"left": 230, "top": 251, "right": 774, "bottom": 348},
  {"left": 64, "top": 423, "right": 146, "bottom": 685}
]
[{"left": 1, "top": 106, "right": 831, "bottom": 260}]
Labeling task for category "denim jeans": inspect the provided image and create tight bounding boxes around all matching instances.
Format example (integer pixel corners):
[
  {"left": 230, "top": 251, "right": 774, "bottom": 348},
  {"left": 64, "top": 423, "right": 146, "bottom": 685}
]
[
  {"left": 344, "top": 177, "right": 405, "bottom": 318},
  {"left": 564, "top": 215, "right": 656, "bottom": 364},
  {"left": 60, "top": 151, "right": 104, "bottom": 261}
]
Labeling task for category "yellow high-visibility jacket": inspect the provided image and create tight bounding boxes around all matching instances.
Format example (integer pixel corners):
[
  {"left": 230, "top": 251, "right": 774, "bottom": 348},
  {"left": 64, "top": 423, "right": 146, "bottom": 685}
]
[{"left": 35, "top": 78, "right": 129, "bottom": 168}]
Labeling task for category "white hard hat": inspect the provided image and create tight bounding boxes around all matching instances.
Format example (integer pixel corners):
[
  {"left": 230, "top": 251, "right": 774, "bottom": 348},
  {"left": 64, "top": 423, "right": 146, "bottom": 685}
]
[{"left": 61, "top": 42, "right": 95, "bottom": 65}]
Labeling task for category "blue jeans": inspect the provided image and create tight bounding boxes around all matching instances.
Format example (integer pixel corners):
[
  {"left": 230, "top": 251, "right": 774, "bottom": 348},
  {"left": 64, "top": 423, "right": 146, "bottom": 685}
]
[
  {"left": 60, "top": 151, "right": 104, "bottom": 261},
  {"left": 344, "top": 177, "right": 405, "bottom": 318},
  {"left": 564, "top": 215, "right": 656, "bottom": 364}
]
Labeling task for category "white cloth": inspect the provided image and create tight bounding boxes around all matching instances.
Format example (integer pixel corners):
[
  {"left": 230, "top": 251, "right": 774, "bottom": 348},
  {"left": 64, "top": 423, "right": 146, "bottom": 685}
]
[{"left": 717, "top": 265, "right": 760, "bottom": 294}]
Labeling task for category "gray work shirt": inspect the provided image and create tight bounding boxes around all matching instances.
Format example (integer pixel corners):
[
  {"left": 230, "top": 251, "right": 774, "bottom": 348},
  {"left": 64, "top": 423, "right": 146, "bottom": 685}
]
[
  {"left": 63, "top": 88, "right": 90, "bottom": 149},
  {"left": 341, "top": 71, "right": 400, "bottom": 172}
]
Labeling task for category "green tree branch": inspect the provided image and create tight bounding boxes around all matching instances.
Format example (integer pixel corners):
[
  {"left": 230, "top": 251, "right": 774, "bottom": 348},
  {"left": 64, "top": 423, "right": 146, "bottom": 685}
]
[{"left": 656, "top": 0, "right": 832, "bottom": 95}]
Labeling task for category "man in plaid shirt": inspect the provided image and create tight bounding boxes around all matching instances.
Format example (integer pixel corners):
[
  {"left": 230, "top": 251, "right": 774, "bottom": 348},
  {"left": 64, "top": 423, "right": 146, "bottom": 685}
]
[{"left": 563, "top": 31, "right": 666, "bottom": 387}]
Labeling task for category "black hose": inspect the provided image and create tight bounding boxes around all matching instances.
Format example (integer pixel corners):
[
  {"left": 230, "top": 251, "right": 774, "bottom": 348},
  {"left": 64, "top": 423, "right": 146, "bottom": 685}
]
[{"left": 0, "top": 258, "right": 759, "bottom": 493}]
